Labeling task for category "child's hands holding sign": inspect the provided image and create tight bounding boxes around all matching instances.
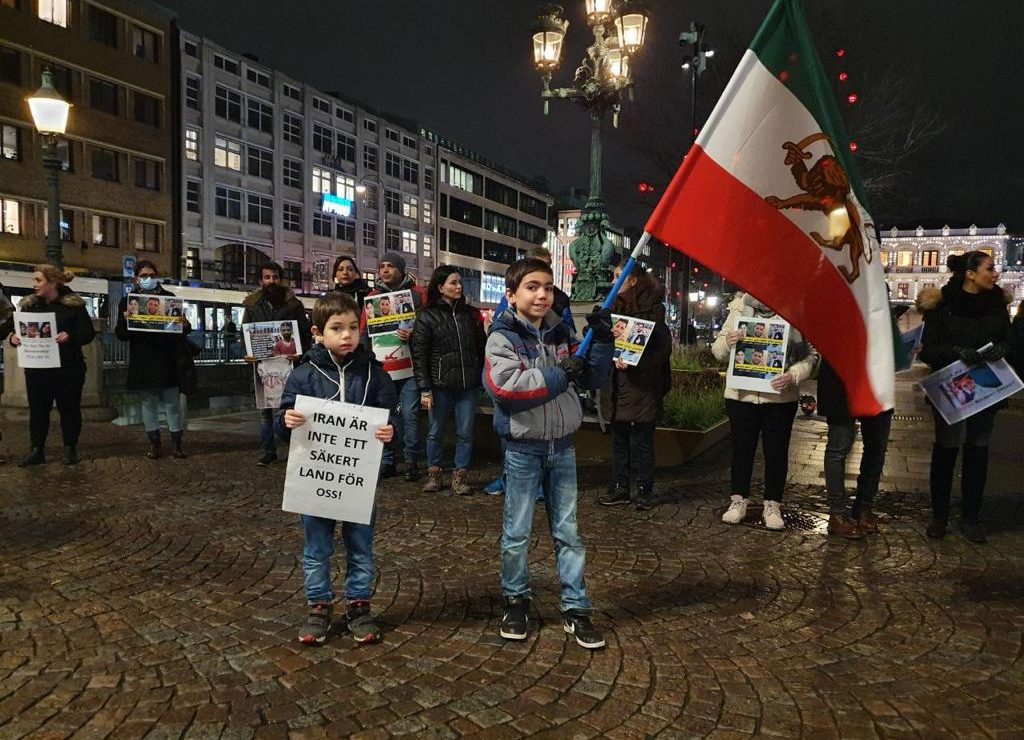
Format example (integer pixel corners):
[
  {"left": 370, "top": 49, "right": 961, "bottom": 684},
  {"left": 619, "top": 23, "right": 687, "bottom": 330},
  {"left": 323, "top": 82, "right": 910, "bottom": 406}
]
[
  {"left": 284, "top": 410, "right": 307, "bottom": 429},
  {"left": 375, "top": 425, "right": 394, "bottom": 443}
]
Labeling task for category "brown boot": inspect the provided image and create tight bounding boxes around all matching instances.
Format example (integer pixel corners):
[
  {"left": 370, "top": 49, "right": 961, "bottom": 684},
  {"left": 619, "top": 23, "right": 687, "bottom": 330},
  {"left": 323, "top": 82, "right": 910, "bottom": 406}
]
[
  {"left": 451, "top": 469, "right": 472, "bottom": 496},
  {"left": 827, "top": 514, "right": 864, "bottom": 539},
  {"left": 851, "top": 503, "right": 879, "bottom": 534},
  {"left": 422, "top": 466, "right": 444, "bottom": 493}
]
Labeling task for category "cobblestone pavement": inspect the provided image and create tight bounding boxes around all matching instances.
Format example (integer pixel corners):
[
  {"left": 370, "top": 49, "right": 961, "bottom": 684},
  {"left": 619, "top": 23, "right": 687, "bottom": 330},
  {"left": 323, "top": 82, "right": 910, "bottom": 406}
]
[{"left": 2, "top": 384, "right": 1024, "bottom": 739}]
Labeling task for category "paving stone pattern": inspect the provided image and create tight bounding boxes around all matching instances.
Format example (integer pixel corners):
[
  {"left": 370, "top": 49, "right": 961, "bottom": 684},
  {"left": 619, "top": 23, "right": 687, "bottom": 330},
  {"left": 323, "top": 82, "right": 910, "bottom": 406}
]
[{"left": 2, "top": 389, "right": 1024, "bottom": 738}]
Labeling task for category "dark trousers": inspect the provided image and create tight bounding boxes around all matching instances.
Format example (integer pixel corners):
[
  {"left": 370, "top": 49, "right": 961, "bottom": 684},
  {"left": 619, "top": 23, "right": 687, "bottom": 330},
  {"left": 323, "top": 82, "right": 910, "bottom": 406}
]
[
  {"left": 930, "top": 405, "right": 998, "bottom": 523},
  {"left": 824, "top": 411, "right": 893, "bottom": 515},
  {"left": 726, "top": 399, "right": 797, "bottom": 502},
  {"left": 611, "top": 421, "right": 656, "bottom": 490},
  {"left": 25, "top": 367, "right": 86, "bottom": 448}
]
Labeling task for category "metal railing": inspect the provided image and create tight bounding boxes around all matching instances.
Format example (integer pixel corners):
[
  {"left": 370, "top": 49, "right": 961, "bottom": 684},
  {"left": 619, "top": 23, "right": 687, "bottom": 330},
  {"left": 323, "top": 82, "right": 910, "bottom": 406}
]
[{"left": 101, "top": 331, "right": 246, "bottom": 367}]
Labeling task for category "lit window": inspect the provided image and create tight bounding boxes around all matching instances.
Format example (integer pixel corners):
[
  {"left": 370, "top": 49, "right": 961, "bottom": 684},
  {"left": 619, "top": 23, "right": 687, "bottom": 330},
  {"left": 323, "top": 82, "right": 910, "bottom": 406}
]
[
  {"left": 38, "top": 0, "right": 68, "bottom": 28},
  {"left": 449, "top": 164, "right": 475, "bottom": 193},
  {"left": 1, "top": 198, "right": 20, "bottom": 234},
  {"left": 402, "top": 230, "right": 417, "bottom": 254},
  {"left": 311, "top": 167, "right": 332, "bottom": 194},
  {"left": 403, "top": 196, "right": 418, "bottom": 220},
  {"left": 896, "top": 250, "right": 914, "bottom": 268},
  {"left": 423, "top": 234, "right": 432, "bottom": 259},
  {"left": 92, "top": 215, "right": 120, "bottom": 246},
  {"left": 1, "top": 124, "right": 19, "bottom": 160},
  {"left": 184, "top": 128, "right": 199, "bottom": 161},
  {"left": 335, "top": 174, "right": 355, "bottom": 201},
  {"left": 482, "top": 273, "right": 505, "bottom": 304},
  {"left": 423, "top": 202, "right": 432, "bottom": 225},
  {"left": 214, "top": 137, "right": 241, "bottom": 171}
]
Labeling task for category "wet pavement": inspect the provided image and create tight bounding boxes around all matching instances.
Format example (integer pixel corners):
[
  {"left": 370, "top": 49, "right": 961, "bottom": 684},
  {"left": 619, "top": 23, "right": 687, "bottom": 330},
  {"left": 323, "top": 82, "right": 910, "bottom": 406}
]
[{"left": 1, "top": 377, "right": 1023, "bottom": 738}]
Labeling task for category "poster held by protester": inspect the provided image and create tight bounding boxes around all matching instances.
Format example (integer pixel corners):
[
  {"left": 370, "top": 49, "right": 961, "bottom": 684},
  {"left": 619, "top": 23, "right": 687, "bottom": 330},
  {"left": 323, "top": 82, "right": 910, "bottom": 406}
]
[
  {"left": 920, "top": 351, "right": 1023, "bottom": 425},
  {"left": 254, "top": 356, "right": 293, "bottom": 409},
  {"left": 895, "top": 324, "right": 924, "bottom": 372},
  {"left": 281, "top": 395, "right": 388, "bottom": 524},
  {"left": 243, "top": 320, "right": 303, "bottom": 359},
  {"left": 370, "top": 332, "right": 414, "bottom": 381},
  {"left": 126, "top": 294, "right": 185, "bottom": 334},
  {"left": 14, "top": 311, "right": 59, "bottom": 368},
  {"left": 725, "top": 317, "right": 790, "bottom": 394},
  {"left": 365, "top": 289, "right": 415, "bottom": 337},
  {"left": 611, "top": 313, "right": 655, "bottom": 366}
]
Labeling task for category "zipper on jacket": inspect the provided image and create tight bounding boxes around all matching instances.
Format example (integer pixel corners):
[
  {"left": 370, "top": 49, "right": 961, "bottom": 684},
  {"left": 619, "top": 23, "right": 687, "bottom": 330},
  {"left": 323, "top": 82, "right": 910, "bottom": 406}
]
[{"left": 452, "top": 303, "right": 467, "bottom": 388}]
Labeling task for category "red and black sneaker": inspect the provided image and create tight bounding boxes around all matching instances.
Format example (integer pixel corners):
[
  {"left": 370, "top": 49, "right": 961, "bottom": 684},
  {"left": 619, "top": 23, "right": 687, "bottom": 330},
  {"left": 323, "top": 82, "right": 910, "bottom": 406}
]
[
  {"left": 346, "top": 600, "right": 382, "bottom": 644},
  {"left": 297, "top": 602, "right": 333, "bottom": 645}
]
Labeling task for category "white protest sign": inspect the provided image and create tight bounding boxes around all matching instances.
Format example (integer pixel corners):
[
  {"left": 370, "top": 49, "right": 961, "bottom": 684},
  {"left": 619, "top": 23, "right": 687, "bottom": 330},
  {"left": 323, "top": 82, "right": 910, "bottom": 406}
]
[
  {"left": 281, "top": 395, "right": 389, "bottom": 524},
  {"left": 14, "top": 311, "right": 60, "bottom": 368}
]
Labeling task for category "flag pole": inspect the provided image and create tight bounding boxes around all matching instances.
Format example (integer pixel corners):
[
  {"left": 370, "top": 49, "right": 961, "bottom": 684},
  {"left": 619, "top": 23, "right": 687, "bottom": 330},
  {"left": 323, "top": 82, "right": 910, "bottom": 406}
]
[{"left": 574, "top": 231, "right": 652, "bottom": 358}]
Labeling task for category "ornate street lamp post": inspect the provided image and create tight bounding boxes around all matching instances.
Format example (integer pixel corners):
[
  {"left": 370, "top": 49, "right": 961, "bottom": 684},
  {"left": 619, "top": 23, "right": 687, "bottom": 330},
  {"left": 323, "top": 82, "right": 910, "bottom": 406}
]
[
  {"left": 531, "top": 1, "right": 648, "bottom": 302},
  {"left": 26, "top": 69, "right": 72, "bottom": 271}
]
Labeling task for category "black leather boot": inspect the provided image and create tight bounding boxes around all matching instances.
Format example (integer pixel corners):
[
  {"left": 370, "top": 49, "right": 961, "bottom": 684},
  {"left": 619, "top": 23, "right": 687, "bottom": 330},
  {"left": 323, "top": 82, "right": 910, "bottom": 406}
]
[
  {"left": 146, "top": 430, "right": 161, "bottom": 459},
  {"left": 927, "top": 445, "right": 958, "bottom": 538},
  {"left": 19, "top": 447, "right": 45, "bottom": 467},
  {"left": 63, "top": 446, "right": 79, "bottom": 465},
  {"left": 170, "top": 431, "right": 187, "bottom": 459},
  {"left": 960, "top": 445, "right": 989, "bottom": 543}
]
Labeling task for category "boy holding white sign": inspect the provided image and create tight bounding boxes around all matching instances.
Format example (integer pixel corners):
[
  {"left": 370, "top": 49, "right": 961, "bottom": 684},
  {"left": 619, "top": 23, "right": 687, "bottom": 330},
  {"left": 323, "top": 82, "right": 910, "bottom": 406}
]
[{"left": 276, "top": 292, "right": 397, "bottom": 645}]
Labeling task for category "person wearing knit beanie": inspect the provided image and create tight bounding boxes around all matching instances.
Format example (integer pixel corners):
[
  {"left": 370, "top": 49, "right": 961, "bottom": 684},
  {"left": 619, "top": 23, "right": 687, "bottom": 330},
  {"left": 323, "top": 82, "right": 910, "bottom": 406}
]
[{"left": 380, "top": 252, "right": 406, "bottom": 278}]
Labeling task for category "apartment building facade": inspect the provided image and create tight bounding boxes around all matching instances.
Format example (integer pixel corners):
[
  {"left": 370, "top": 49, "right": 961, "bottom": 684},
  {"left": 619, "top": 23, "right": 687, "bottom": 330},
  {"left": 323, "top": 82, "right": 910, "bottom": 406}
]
[
  {"left": 179, "top": 32, "right": 437, "bottom": 291},
  {"left": 426, "top": 130, "right": 554, "bottom": 307},
  {"left": 0, "top": 0, "right": 176, "bottom": 278}
]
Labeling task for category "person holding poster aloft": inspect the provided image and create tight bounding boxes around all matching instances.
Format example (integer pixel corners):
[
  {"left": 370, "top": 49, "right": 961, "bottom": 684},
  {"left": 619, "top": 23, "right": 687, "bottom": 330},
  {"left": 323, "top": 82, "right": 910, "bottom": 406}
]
[
  {"left": 275, "top": 292, "right": 397, "bottom": 645},
  {"left": 712, "top": 293, "right": 818, "bottom": 530},
  {"left": 242, "top": 261, "right": 312, "bottom": 467},
  {"left": 8, "top": 265, "right": 96, "bottom": 466},
  {"left": 363, "top": 252, "right": 428, "bottom": 481},
  {"left": 598, "top": 264, "right": 672, "bottom": 510},
  {"left": 917, "top": 252, "right": 1014, "bottom": 543},
  {"left": 411, "top": 266, "right": 486, "bottom": 496},
  {"left": 115, "top": 260, "right": 191, "bottom": 460}
]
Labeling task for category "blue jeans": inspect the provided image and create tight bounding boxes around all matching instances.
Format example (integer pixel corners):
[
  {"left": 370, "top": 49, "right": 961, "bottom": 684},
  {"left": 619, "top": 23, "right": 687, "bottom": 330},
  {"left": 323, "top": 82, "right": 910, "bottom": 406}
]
[
  {"left": 426, "top": 387, "right": 477, "bottom": 470},
  {"left": 259, "top": 408, "right": 277, "bottom": 456},
  {"left": 383, "top": 376, "right": 421, "bottom": 466},
  {"left": 301, "top": 513, "right": 376, "bottom": 603},
  {"left": 824, "top": 411, "right": 892, "bottom": 515},
  {"left": 140, "top": 386, "right": 183, "bottom": 433},
  {"left": 502, "top": 447, "right": 591, "bottom": 612}
]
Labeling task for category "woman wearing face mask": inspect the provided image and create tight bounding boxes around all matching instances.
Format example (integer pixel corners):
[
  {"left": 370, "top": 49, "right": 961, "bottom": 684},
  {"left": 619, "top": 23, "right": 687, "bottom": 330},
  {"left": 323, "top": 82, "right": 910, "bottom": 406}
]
[
  {"left": 9, "top": 265, "right": 96, "bottom": 466},
  {"left": 410, "top": 266, "right": 486, "bottom": 495},
  {"left": 114, "top": 260, "right": 191, "bottom": 459},
  {"left": 916, "top": 251, "right": 1013, "bottom": 543},
  {"left": 331, "top": 256, "right": 371, "bottom": 311}
]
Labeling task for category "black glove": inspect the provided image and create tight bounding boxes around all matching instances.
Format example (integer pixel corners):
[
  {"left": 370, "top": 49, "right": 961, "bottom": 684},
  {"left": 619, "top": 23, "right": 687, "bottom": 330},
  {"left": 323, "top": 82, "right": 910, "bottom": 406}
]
[
  {"left": 956, "top": 346, "right": 982, "bottom": 364},
  {"left": 979, "top": 343, "right": 1008, "bottom": 362},
  {"left": 585, "top": 306, "right": 614, "bottom": 342},
  {"left": 560, "top": 355, "right": 588, "bottom": 386}
]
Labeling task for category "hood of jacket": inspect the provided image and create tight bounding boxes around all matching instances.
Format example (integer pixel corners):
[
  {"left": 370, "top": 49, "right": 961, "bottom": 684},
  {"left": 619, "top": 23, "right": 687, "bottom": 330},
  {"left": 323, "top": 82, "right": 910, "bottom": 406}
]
[
  {"left": 243, "top": 285, "right": 297, "bottom": 309},
  {"left": 492, "top": 305, "right": 575, "bottom": 346},
  {"left": 20, "top": 286, "right": 84, "bottom": 310},
  {"left": 915, "top": 283, "right": 1012, "bottom": 314},
  {"left": 305, "top": 342, "right": 373, "bottom": 374}
]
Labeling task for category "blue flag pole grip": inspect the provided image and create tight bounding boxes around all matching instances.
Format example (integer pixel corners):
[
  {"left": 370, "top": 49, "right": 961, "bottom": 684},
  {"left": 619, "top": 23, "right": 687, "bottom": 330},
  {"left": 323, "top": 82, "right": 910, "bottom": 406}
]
[{"left": 574, "top": 232, "right": 652, "bottom": 358}]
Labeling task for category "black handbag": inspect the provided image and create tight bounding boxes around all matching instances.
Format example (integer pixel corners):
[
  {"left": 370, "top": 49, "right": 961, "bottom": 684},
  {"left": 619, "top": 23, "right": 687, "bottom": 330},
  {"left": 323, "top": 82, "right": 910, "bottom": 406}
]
[{"left": 176, "top": 338, "right": 200, "bottom": 396}]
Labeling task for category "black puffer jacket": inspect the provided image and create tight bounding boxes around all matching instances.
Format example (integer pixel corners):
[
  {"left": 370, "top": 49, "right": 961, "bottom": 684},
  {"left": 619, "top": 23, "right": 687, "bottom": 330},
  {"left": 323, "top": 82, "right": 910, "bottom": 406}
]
[
  {"left": 18, "top": 287, "right": 96, "bottom": 370},
  {"left": 115, "top": 286, "right": 188, "bottom": 390},
  {"left": 411, "top": 298, "right": 486, "bottom": 392},
  {"left": 916, "top": 283, "right": 1013, "bottom": 371},
  {"left": 332, "top": 279, "right": 372, "bottom": 311},
  {"left": 599, "top": 283, "right": 672, "bottom": 424}
]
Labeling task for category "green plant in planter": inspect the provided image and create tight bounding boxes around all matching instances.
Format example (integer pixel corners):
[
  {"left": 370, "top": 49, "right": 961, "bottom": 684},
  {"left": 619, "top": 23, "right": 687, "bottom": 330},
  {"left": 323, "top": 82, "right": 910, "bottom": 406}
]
[
  {"left": 670, "top": 344, "right": 725, "bottom": 372},
  {"left": 659, "top": 385, "right": 727, "bottom": 431}
]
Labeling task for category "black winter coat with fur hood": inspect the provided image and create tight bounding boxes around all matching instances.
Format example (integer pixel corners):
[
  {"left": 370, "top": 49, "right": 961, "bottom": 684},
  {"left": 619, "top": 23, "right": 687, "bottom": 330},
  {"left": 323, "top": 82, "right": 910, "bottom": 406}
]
[
  {"left": 18, "top": 286, "right": 96, "bottom": 370},
  {"left": 915, "top": 283, "right": 1013, "bottom": 371}
]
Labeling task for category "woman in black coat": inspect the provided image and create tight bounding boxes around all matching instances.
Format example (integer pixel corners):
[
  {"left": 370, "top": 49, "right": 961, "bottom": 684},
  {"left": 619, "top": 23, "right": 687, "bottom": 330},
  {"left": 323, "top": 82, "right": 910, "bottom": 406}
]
[
  {"left": 410, "top": 265, "right": 486, "bottom": 495},
  {"left": 598, "top": 265, "right": 671, "bottom": 511},
  {"left": 916, "top": 251, "right": 1013, "bottom": 543},
  {"left": 331, "top": 255, "right": 371, "bottom": 310},
  {"left": 9, "top": 265, "right": 96, "bottom": 466},
  {"left": 115, "top": 260, "right": 191, "bottom": 459}
]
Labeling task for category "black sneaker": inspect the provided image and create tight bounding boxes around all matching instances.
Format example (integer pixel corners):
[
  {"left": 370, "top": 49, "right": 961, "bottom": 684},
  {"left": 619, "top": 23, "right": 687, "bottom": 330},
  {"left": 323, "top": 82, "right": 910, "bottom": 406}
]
[
  {"left": 404, "top": 463, "right": 421, "bottom": 482},
  {"left": 297, "top": 602, "right": 333, "bottom": 645},
  {"left": 380, "top": 462, "right": 397, "bottom": 479},
  {"left": 599, "top": 483, "right": 630, "bottom": 507},
  {"left": 926, "top": 517, "right": 947, "bottom": 539},
  {"left": 500, "top": 596, "right": 530, "bottom": 641},
  {"left": 562, "top": 610, "right": 606, "bottom": 649},
  {"left": 257, "top": 452, "right": 278, "bottom": 467},
  {"left": 635, "top": 485, "right": 655, "bottom": 511},
  {"left": 960, "top": 520, "right": 987, "bottom": 544}
]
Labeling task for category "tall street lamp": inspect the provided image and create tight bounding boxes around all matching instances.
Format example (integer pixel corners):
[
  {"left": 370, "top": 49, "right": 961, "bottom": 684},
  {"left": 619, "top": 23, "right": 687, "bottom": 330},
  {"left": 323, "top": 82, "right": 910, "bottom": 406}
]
[
  {"left": 27, "top": 69, "right": 72, "bottom": 271},
  {"left": 530, "top": 1, "right": 649, "bottom": 302}
]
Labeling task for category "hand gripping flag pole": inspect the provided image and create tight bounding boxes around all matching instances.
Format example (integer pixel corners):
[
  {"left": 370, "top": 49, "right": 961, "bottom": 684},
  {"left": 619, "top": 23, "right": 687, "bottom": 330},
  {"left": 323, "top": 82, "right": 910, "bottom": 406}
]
[{"left": 574, "top": 231, "right": 652, "bottom": 358}]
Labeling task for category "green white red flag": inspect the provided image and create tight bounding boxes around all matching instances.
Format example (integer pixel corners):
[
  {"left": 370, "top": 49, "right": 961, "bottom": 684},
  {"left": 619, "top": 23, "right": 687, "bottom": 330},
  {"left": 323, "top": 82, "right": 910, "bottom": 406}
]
[{"left": 645, "top": 0, "right": 895, "bottom": 416}]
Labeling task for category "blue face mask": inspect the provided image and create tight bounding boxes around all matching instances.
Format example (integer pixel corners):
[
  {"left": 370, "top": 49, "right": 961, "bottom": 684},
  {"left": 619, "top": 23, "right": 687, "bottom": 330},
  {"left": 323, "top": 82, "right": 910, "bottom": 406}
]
[{"left": 138, "top": 276, "right": 158, "bottom": 291}]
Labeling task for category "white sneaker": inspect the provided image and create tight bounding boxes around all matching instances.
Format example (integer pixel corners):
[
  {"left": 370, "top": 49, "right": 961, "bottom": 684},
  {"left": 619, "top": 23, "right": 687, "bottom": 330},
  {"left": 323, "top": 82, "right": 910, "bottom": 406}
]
[
  {"left": 763, "top": 500, "right": 785, "bottom": 530},
  {"left": 722, "top": 495, "right": 748, "bottom": 524}
]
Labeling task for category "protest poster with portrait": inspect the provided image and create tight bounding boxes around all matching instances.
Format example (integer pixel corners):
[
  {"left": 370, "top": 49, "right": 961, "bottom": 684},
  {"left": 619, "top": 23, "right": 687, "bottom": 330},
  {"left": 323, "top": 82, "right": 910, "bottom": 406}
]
[
  {"left": 896, "top": 324, "right": 924, "bottom": 373},
  {"left": 370, "top": 332, "right": 414, "bottom": 381},
  {"left": 14, "top": 311, "right": 59, "bottom": 368},
  {"left": 254, "top": 356, "right": 293, "bottom": 409},
  {"left": 242, "top": 320, "right": 303, "bottom": 360},
  {"left": 126, "top": 293, "right": 185, "bottom": 334},
  {"left": 611, "top": 313, "right": 655, "bottom": 366},
  {"left": 281, "top": 395, "right": 389, "bottom": 524},
  {"left": 920, "top": 352, "right": 1023, "bottom": 425},
  {"left": 365, "top": 289, "right": 415, "bottom": 337},
  {"left": 725, "top": 317, "right": 790, "bottom": 394}
]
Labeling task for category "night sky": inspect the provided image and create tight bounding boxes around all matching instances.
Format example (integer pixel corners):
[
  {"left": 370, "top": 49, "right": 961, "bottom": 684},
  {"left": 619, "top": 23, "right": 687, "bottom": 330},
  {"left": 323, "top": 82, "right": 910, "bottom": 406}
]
[{"left": 159, "top": 0, "right": 1024, "bottom": 232}]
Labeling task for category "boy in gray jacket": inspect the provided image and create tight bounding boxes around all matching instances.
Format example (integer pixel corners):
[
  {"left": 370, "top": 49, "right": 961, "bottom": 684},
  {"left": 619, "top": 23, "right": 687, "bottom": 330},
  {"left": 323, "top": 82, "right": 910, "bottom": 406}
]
[{"left": 483, "top": 258, "right": 614, "bottom": 649}]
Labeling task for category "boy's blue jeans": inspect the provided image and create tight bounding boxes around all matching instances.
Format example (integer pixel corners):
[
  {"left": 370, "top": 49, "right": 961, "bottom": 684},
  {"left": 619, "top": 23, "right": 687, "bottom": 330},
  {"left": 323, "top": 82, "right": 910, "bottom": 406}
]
[
  {"left": 501, "top": 446, "right": 591, "bottom": 612},
  {"left": 301, "top": 513, "right": 375, "bottom": 603}
]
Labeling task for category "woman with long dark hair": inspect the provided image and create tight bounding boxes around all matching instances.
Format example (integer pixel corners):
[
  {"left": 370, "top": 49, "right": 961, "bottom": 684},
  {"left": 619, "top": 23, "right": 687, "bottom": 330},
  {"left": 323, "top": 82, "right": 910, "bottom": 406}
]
[
  {"left": 916, "top": 251, "right": 1013, "bottom": 543},
  {"left": 8, "top": 265, "right": 96, "bottom": 466},
  {"left": 410, "top": 266, "right": 486, "bottom": 495},
  {"left": 331, "top": 255, "right": 371, "bottom": 310}
]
